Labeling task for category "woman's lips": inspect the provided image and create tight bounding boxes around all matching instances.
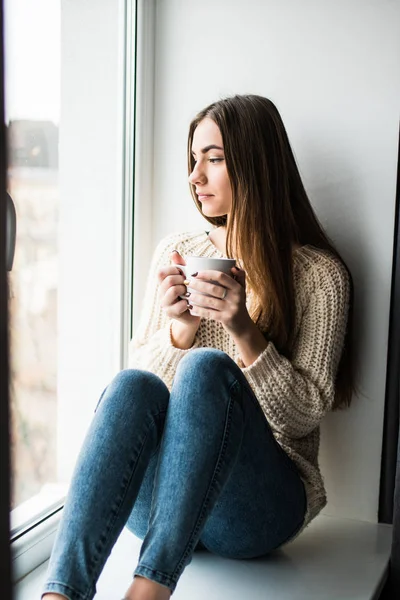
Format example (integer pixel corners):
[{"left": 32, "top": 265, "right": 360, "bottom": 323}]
[{"left": 198, "top": 194, "right": 213, "bottom": 200}]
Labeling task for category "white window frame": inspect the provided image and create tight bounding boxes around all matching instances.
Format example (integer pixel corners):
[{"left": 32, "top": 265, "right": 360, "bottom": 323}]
[{"left": 11, "top": 0, "right": 157, "bottom": 582}]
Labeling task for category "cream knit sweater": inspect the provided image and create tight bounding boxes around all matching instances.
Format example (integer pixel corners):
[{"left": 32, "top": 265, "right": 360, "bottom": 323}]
[{"left": 128, "top": 230, "right": 350, "bottom": 531}]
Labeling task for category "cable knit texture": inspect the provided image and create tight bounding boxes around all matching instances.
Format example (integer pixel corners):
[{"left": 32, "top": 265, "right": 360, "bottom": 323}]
[{"left": 128, "top": 230, "right": 350, "bottom": 538}]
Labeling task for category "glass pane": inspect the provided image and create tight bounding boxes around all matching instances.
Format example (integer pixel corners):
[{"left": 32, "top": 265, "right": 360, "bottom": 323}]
[
  {"left": 6, "top": 1, "right": 127, "bottom": 537},
  {"left": 5, "top": 0, "right": 61, "bottom": 514}
]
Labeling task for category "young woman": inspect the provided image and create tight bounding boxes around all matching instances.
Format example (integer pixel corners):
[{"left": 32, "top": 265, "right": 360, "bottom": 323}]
[{"left": 42, "top": 94, "right": 354, "bottom": 600}]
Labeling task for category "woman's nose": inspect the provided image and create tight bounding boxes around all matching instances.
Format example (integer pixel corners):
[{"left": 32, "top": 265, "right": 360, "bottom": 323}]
[{"left": 188, "top": 162, "right": 206, "bottom": 185}]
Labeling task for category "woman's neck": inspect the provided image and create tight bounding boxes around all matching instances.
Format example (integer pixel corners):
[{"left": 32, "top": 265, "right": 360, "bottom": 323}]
[{"left": 208, "top": 227, "right": 227, "bottom": 255}]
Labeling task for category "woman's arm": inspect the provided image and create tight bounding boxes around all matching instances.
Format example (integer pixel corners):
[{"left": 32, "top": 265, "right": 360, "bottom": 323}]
[
  {"left": 229, "top": 320, "right": 269, "bottom": 367},
  {"left": 128, "top": 234, "right": 202, "bottom": 388},
  {"left": 170, "top": 319, "right": 200, "bottom": 349},
  {"left": 240, "top": 259, "right": 350, "bottom": 439}
]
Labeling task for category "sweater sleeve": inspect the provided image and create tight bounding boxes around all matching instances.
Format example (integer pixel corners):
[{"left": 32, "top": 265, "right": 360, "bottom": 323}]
[
  {"left": 240, "top": 257, "right": 350, "bottom": 439},
  {"left": 128, "top": 234, "right": 202, "bottom": 388}
]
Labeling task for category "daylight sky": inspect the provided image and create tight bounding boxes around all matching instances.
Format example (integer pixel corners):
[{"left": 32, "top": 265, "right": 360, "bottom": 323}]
[{"left": 4, "top": 0, "right": 60, "bottom": 124}]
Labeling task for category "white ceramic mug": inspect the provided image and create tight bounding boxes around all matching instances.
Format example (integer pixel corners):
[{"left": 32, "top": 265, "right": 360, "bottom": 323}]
[{"left": 178, "top": 256, "right": 236, "bottom": 301}]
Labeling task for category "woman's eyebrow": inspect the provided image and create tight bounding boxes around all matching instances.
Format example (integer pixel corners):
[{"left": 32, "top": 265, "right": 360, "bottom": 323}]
[{"left": 191, "top": 144, "right": 224, "bottom": 156}]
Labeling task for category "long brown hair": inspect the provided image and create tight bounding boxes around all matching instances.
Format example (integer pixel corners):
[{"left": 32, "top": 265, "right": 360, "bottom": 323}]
[{"left": 187, "top": 94, "right": 355, "bottom": 410}]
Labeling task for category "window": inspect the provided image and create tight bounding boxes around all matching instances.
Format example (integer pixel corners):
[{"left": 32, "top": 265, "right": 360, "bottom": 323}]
[
  {"left": 6, "top": 0, "right": 63, "bottom": 528},
  {"left": 6, "top": 0, "right": 136, "bottom": 576}
]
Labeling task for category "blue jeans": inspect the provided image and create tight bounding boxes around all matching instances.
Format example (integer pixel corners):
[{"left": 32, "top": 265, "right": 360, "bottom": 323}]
[{"left": 42, "top": 349, "right": 306, "bottom": 599}]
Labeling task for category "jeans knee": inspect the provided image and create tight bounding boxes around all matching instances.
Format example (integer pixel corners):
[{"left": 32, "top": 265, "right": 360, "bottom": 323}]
[
  {"left": 109, "top": 368, "right": 151, "bottom": 396},
  {"left": 99, "top": 369, "right": 169, "bottom": 414},
  {"left": 173, "top": 349, "right": 241, "bottom": 411},
  {"left": 177, "top": 348, "right": 231, "bottom": 377}
]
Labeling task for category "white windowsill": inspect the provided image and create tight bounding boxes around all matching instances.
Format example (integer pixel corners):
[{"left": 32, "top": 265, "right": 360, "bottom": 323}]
[
  {"left": 14, "top": 515, "right": 392, "bottom": 600},
  {"left": 11, "top": 484, "right": 68, "bottom": 538}
]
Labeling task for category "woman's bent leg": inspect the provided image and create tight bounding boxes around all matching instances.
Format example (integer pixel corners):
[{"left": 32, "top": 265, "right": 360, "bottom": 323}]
[
  {"left": 132, "top": 349, "right": 306, "bottom": 593},
  {"left": 41, "top": 369, "right": 169, "bottom": 600},
  {"left": 134, "top": 349, "right": 247, "bottom": 593},
  {"left": 198, "top": 369, "right": 307, "bottom": 558}
]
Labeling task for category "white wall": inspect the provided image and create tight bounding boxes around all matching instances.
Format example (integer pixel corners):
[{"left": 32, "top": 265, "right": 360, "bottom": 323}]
[{"left": 144, "top": 0, "right": 400, "bottom": 522}]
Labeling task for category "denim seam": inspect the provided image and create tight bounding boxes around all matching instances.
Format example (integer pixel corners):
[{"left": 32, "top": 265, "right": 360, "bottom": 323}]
[
  {"left": 149, "top": 409, "right": 168, "bottom": 459},
  {"left": 136, "top": 563, "right": 174, "bottom": 579},
  {"left": 135, "top": 563, "right": 176, "bottom": 588},
  {"left": 85, "top": 410, "right": 167, "bottom": 595},
  {"left": 42, "top": 580, "right": 86, "bottom": 600},
  {"left": 171, "top": 379, "right": 239, "bottom": 581}
]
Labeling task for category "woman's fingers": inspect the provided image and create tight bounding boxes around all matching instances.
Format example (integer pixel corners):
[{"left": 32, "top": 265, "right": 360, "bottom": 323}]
[
  {"left": 157, "top": 265, "right": 184, "bottom": 284},
  {"left": 158, "top": 273, "right": 185, "bottom": 296},
  {"left": 189, "top": 293, "right": 225, "bottom": 311},
  {"left": 160, "top": 284, "right": 187, "bottom": 308},
  {"left": 231, "top": 266, "right": 246, "bottom": 288},
  {"left": 185, "top": 273, "right": 235, "bottom": 298},
  {"left": 193, "top": 270, "right": 236, "bottom": 287},
  {"left": 166, "top": 297, "right": 191, "bottom": 318},
  {"left": 156, "top": 264, "right": 246, "bottom": 324},
  {"left": 156, "top": 264, "right": 192, "bottom": 319},
  {"left": 170, "top": 249, "right": 186, "bottom": 267}
]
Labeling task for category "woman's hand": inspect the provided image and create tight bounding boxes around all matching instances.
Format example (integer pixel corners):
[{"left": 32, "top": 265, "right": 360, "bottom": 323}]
[
  {"left": 157, "top": 251, "right": 201, "bottom": 329},
  {"left": 186, "top": 266, "right": 253, "bottom": 336}
]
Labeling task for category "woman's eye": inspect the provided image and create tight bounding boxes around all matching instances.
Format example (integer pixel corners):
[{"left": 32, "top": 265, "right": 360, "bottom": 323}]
[{"left": 209, "top": 157, "right": 224, "bottom": 164}]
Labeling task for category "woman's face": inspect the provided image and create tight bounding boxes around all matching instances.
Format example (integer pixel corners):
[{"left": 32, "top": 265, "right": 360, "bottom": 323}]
[{"left": 188, "top": 118, "right": 232, "bottom": 219}]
